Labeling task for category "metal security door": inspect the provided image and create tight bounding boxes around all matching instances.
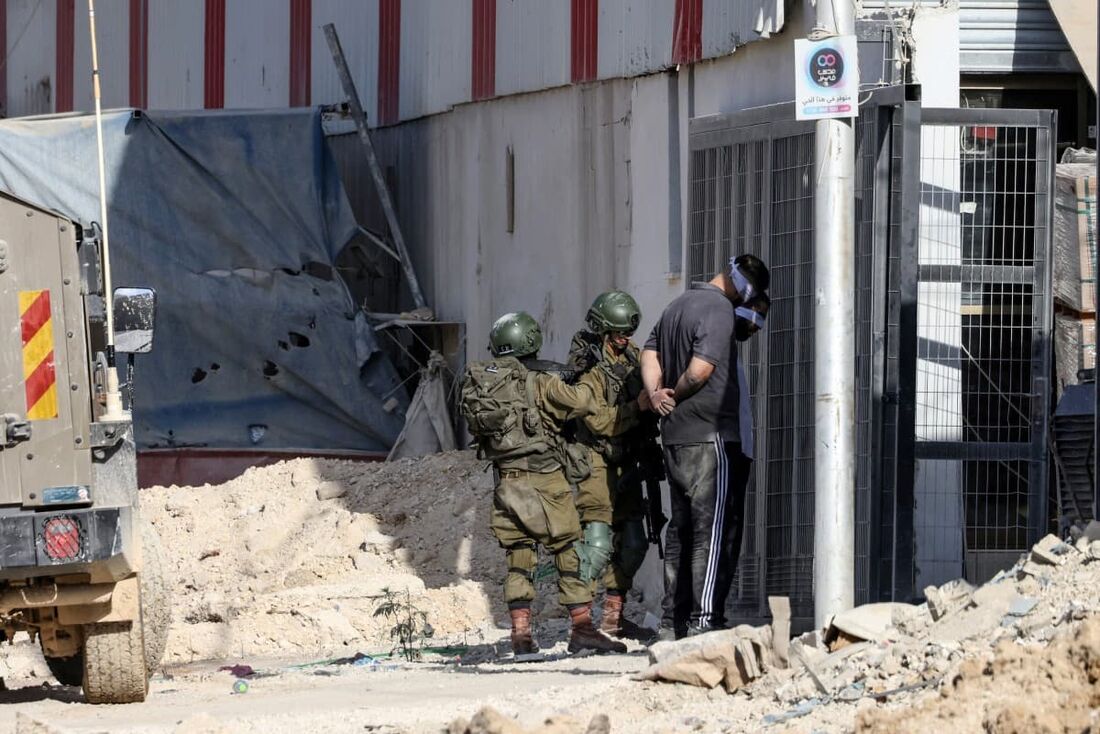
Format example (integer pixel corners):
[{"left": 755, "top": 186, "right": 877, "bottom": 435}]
[
  {"left": 688, "top": 87, "right": 915, "bottom": 629},
  {"left": 909, "top": 108, "right": 1054, "bottom": 589}
]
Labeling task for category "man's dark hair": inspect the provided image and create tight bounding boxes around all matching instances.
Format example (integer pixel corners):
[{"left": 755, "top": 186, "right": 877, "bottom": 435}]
[
  {"left": 733, "top": 253, "right": 769, "bottom": 293},
  {"left": 750, "top": 291, "right": 771, "bottom": 312}
]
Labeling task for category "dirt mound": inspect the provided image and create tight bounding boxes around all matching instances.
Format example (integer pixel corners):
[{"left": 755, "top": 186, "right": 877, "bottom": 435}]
[
  {"left": 857, "top": 616, "right": 1100, "bottom": 733},
  {"left": 143, "top": 451, "right": 506, "bottom": 664}
]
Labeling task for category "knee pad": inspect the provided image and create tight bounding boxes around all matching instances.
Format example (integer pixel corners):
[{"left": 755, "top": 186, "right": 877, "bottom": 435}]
[
  {"left": 616, "top": 519, "right": 649, "bottom": 577},
  {"left": 576, "top": 522, "right": 613, "bottom": 583}
]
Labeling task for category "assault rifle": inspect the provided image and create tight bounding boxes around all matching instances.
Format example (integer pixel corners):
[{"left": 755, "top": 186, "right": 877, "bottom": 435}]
[{"left": 622, "top": 416, "right": 668, "bottom": 558}]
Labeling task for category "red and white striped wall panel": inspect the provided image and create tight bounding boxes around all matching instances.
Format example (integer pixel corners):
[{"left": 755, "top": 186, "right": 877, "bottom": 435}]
[
  {"left": 0, "top": 0, "right": 787, "bottom": 123},
  {"left": 310, "top": 0, "right": 379, "bottom": 122},
  {"left": 6, "top": 0, "right": 57, "bottom": 117},
  {"left": 147, "top": 0, "right": 204, "bottom": 110}
]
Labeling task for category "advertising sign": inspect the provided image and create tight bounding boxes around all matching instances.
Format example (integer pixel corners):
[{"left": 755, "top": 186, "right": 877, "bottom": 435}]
[{"left": 794, "top": 35, "right": 859, "bottom": 120}]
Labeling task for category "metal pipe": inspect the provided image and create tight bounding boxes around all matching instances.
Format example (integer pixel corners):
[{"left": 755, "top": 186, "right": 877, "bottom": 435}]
[
  {"left": 87, "top": 0, "right": 126, "bottom": 420},
  {"left": 812, "top": 0, "right": 857, "bottom": 629}
]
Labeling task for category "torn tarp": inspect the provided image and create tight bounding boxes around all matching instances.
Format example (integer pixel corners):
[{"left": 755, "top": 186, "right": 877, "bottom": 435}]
[{"left": 0, "top": 108, "right": 407, "bottom": 451}]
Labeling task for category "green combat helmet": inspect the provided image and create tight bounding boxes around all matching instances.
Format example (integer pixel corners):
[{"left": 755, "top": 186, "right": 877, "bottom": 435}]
[
  {"left": 585, "top": 291, "right": 641, "bottom": 335},
  {"left": 489, "top": 311, "right": 543, "bottom": 358}
]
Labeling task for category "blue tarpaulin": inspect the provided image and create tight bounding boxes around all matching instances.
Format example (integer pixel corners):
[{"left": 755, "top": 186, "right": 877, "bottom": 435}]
[{"left": 0, "top": 108, "right": 407, "bottom": 451}]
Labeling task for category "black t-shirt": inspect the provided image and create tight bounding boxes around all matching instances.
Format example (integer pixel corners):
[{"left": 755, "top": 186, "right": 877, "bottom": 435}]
[{"left": 644, "top": 283, "right": 740, "bottom": 445}]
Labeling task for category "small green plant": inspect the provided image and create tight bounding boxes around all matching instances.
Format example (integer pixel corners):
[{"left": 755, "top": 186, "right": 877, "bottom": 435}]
[{"left": 372, "top": 586, "right": 434, "bottom": 662}]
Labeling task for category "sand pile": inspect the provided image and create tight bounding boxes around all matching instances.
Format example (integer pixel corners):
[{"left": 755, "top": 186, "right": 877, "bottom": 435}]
[{"left": 143, "top": 451, "right": 505, "bottom": 664}]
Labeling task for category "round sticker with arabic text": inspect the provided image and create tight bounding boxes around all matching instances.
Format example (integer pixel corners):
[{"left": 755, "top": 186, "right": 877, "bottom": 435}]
[{"left": 809, "top": 47, "right": 844, "bottom": 88}]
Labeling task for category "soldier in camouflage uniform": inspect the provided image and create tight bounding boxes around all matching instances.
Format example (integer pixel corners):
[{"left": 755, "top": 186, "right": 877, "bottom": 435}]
[
  {"left": 568, "top": 291, "right": 671, "bottom": 640},
  {"left": 461, "top": 311, "right": 646, "bottom": 656}
]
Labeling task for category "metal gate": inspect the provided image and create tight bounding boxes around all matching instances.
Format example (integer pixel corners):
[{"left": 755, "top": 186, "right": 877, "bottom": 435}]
[
  {"left": 686, "top": 87, "right": 1053, "bottom": 629},
  {"left": 688, "top": 87, "right": 915, "bottom": 628},
  {"left": 910, "top": 108, "right": 1055, "bottom": 588}
]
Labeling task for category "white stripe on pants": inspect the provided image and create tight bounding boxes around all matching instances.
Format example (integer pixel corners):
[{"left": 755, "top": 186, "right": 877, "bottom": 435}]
[{"left": 699, "top": 434, "right": 729, "bottom": 627}]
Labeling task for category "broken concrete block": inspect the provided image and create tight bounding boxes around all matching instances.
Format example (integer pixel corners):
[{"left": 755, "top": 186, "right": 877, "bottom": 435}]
[
  {"left": 924, "top": 579, "right": 975, "bottom": 621},
  {"left": 1006, "top": 596, "right": 1039, "bottom": 618},
  {"left": 315, "top": 481, "right": 347, "bottom": 501},
  {"left": 738, "top": 638, "right": 761, "bottom": 679},
  {"left": 827, "top": 602, "right": 919, "bottom": 645},
  {"left": 1030, "top": 534, "right": 1071, "bottom": 565},
  {"left": 1089, "top": 540, "right": 1100, "bottom": 560},
  {"left": 797, "top": 629, "right": 824, "bottom": 651},
  {"left": 1017, "top": 560, "right": 1050, "bottom": 580},
  {"left": 768, "top": 596, "right": 791, "bottom": 667},
  {"left": 1075, "top": 536, "right": 1091, "bottom": 554},
  {"left": 971, "top": 581, "right": 1020, "bottom": 609},
  {"left": 1084, "top": 520, "right": 1100, "bottom": 542}
]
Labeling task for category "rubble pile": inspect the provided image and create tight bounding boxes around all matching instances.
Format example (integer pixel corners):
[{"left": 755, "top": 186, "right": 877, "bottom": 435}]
[
  {"left": 143, "top": 452, "right": 504, "bottom": 664},
  {"left": 635, "top": 524, "right": 1100, "bottom": 733}
]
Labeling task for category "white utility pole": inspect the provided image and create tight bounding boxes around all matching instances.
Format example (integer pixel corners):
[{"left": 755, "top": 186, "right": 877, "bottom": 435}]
[{"left": 812, "top": 0, "right": 857, "bottom": 629}]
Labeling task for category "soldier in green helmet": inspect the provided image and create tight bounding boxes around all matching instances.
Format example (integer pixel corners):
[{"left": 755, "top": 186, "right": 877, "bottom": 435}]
[
  {"left": 461, "top": 311, "right": 649, "bottom": 656},
  {"left": 567, "top": 291, "right": 674, "bottom": 641}
]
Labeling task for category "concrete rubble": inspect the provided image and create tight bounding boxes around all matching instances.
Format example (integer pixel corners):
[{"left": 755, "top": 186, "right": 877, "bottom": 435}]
[
  {"left": 447, "top": 707, "right": 610, "bottom": 734},
  {"left": 630, "top": 526, "right": 1100, "bottom": 733}
]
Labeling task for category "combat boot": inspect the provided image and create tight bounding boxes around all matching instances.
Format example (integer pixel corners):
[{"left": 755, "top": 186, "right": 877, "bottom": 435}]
[
  {"left": 599, "top": 593, "right": 656, "bottom": 642},
  {"left": 509, "top": 607, "right": 538, "bottom": 655},
  {"left": 568, "top": 603, "right": 627, "bottom": 654}
]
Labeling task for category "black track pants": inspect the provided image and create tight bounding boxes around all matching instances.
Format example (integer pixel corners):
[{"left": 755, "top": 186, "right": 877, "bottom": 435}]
[{"left": 661, "top": 438, "right": 750, "bottom": 631}]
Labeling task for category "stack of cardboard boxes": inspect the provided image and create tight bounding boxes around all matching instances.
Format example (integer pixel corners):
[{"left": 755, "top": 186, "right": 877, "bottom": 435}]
[{"left": 1053, "top": 152, "right": 1097, "bottom": 399}]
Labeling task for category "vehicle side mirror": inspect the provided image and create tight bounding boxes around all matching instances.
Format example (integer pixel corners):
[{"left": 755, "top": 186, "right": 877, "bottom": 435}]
[{"left": 113, "top": 287, "right": 156, "bottom": 354}]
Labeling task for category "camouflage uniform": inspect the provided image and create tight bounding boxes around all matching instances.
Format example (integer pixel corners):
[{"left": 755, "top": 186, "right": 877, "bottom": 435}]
[
  {"left": 486, "top": 367, "right": 605, "bottom": 608},
  {"left": 569, "top": 332, "right": 653, "bottom": 595}
]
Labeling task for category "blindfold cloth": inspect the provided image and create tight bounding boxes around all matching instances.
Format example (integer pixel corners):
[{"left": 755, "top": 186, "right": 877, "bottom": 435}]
[
  {"left": 728, "top": 259, "right": 756, "bottom": 302},
  {"left": 735, "top": 306, "right": 766, "bottom": 329}
]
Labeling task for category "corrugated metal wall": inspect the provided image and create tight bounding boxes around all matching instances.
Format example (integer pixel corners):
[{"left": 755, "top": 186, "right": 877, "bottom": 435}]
[
  {"left": 0, "top": 0, "right": 786, "bottom": 122},
  {"left": 147, "top": 0, "right": 204, "bottom": 110},
  {"left": 73, "top": 0, "right": 128, "bottom": 112},
  {"left": 6, "top": 0, "right": 57, "bottom": 118},
  {"left": 862, "top": 0, "right": 1078, "bottom": 74}
]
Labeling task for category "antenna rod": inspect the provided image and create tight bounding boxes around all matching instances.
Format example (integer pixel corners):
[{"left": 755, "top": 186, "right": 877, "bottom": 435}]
[{"left": 87, "top": 0, "right": 125, "bottom": 419}]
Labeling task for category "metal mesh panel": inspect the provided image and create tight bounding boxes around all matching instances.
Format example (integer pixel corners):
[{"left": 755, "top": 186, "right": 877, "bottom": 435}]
[
  {"left": 688, "top": 91, "right": 923, "bottom": 626},
  {"left": 913, "top": 119, "right": 1052, "bottom": 588},
  {"left": 763, "top": 132, "right": 816, "bottom": 624}
]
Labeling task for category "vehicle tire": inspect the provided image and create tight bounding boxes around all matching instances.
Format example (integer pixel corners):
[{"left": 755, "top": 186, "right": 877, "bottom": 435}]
[
  {"left": 82, "top": 619, "right": 148, "bottom": 704},
  {"left": 140, "top": 520, "right": 172, "bottom": 674},
  {"left": 43, "top": 651, "right": 83, "bottom": 687}
]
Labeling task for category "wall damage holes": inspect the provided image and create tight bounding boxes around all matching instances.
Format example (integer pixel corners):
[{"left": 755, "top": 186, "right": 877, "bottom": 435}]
[
  {"left": 210, "top": 363, "right": 221, "bottom": 371},
  {"left": 191, "top": 368, "right": 208, "bottom": 384},
  {"left": 288, "top": 332, "right": 310, "bottom": 348},
  {"left": 262, "top": 361, "right": 279, "bottom": 378},
  {"left": 278, "top": 340, "right": 290, "bottom": 351}
]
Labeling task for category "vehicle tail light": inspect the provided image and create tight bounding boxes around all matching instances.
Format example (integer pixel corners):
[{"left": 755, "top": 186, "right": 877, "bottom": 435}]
[{"left": 42, "top": 516, "right": 82, "bottom": 562}]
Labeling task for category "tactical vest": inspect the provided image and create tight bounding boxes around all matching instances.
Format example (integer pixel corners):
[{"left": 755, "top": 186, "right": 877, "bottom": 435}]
[
  {"left": 460, "top": 356, "right": 562, "bottom": 473},
  {"left": 567, "top": 333, "right": 643, "bottom": 464}
]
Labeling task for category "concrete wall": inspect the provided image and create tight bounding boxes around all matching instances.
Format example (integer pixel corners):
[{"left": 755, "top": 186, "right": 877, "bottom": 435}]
[{"left": 350, "top": 0, "right": 811, "bottom": 367}]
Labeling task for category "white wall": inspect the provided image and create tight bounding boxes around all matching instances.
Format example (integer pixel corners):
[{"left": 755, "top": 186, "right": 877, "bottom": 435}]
[
  {"left": 224, "top": 0, "right": 290, "bottom": 109},
  {"left": 148, "top": 0, "right": 205, "bottom": 110},
  {"left": 6, "top": 0, "right": 56, "bottom": 117},
  {"left": 73, "top": 0, "right": 129, "bottom": 112},
  {"left": 311, "top": 0, "right": 380, "bottom": 122}
]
